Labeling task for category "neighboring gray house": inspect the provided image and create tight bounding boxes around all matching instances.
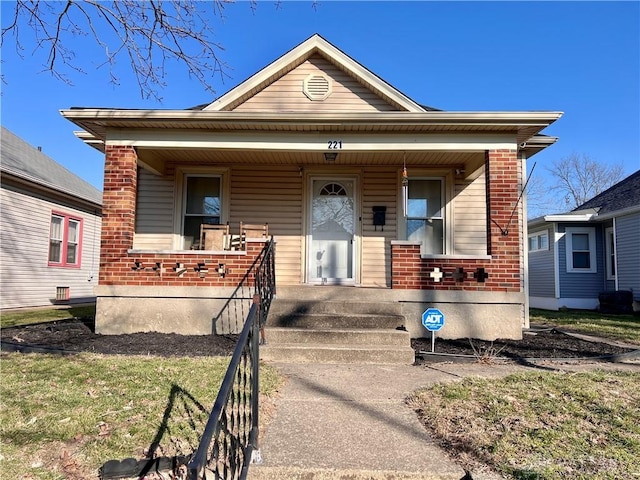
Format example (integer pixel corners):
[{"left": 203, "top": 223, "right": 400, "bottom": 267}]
[
  {"left": 0, "top": 127, "right": 102, "bottom": 309},
  {"left": 528, "top": 170, "right": 640, "bottom": 311}
]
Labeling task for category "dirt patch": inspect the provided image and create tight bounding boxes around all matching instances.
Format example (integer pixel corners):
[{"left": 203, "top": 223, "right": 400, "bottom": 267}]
[
  {"left": 1, "top": 319, "right": 237, "bottom": 357},
  {"left": 1, "top": 319, "right": 637, "bottom": 361},
  {"left": 413, "top": 327, "right": 637, "bottom": 363}
]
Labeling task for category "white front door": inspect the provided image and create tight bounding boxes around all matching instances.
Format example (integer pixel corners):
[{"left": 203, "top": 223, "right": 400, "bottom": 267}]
[{"left": 307, "top": 178, "right": 357, "bottom": 285}]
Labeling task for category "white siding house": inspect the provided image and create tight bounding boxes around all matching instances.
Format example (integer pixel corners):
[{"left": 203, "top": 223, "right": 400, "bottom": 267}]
[{"left": 0, "top": 127, "right": 102, "bottom": 309}]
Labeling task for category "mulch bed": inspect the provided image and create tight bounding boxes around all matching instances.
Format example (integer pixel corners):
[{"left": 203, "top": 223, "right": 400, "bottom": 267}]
[{"left": 1, "top": 319, "right": 638, "bottom": 361}]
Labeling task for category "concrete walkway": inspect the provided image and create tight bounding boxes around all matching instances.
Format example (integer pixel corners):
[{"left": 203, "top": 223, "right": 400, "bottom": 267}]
[{"left": 248, "top": 361, "right": 639, "bottom": 480}]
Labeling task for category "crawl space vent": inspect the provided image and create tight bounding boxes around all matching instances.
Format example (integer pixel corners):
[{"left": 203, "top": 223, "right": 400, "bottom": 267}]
[{"left": 303, "top": 74, "right": 332, "bottom": 101}]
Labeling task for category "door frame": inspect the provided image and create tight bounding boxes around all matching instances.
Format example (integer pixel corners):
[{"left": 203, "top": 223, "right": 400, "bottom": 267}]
[{"left": 305, "top": 174, "right": 359, "bottom": 285}]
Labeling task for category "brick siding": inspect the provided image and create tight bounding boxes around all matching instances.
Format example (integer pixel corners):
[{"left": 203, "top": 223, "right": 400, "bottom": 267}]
[{"left": 391, "top": 149, "right": 523, "bottom": 292}]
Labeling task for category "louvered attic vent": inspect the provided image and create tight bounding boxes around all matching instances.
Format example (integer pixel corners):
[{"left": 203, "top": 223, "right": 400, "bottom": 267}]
[{"left": 303, "top": 74, "right": 332, "bottom": 101}]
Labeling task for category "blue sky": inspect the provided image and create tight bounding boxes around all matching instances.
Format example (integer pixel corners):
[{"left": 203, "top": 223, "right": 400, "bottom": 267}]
[{"left": 2, "top": 1, "right": 639, "bottom": 204}]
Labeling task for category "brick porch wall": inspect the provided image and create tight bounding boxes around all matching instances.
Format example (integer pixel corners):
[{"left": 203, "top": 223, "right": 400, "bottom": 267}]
[
  {"left": 99, "top": 145, "right": 266, "bottom": 288},
  {"left": 392, "top": 149, "right": 522, "bottom": 292}
]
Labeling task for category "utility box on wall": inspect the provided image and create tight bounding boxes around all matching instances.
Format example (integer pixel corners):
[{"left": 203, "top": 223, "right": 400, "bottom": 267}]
[{"left": 372, "top": 206, "right": 386, "bottom": 230}]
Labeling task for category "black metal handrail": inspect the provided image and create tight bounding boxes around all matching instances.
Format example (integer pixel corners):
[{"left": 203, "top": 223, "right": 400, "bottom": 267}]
[
  {"left": 187, "top": 239, "right": 275, "bottom": 480},
  {"left": 214, "top": 238, "right": 276, "bottom": 335}
]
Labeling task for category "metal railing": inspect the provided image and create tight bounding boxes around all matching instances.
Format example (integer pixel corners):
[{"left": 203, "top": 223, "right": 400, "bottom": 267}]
[
  {"left": 214, "top": 238, "right": 275, "bottom": 335},
  {"left": 187, "top": 239, "right": 275, "bottom": 480}
]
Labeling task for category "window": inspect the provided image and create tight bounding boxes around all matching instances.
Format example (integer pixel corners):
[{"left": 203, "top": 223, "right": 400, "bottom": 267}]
[
  {"left": 528, "top": 231, "right": 549, "bottom": 252},
  {"left": 183, "top": 175, "right": 221, "bottom": 249},
  {"left": 406, "top": 178, "right": 444, "bottom": 254},
  {"left": 565, "top": 227, "right": 596, "bottom": 273},
  {"left": 605, "top": 227, "right": 616, "bottom": 280},
  {"left": 49, "top": 213, "right": 82, "bottom": 267}
]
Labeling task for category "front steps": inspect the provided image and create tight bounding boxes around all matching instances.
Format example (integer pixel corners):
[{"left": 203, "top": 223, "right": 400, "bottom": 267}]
[{"left": 260, "top": 287, "right": 415, "bottom": 365}]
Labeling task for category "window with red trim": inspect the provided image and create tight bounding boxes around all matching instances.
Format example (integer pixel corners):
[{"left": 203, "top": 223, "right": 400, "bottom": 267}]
[{"left": 49, "top": 213, "right": 82, "bottom": 267}]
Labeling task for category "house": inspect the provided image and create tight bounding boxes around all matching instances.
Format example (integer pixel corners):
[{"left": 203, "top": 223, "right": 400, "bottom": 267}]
[
  {"left": 0, "top": 127, "right": 102, "bottom": 309},
  {"left": 61, "top": 34, "right": 562, "bottom": 340},
  {"left": 528, "top": 169, "right": 640, "bottom": 312}
]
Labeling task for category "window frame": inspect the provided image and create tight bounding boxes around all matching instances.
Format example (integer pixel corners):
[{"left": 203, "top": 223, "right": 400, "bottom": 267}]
[
  {"left": 403, "top": 175, "right": 447, "bottom": 255},
  {"left": 605, "top": 226, "right": 616, "bottom": 281},
  {"left": 565, "top": 226, "right": 597, "bottom": 273},
  {"left": 177, "top": 170, "right": 228, "bottom": 250},
  {"left": 528, "top": 230, "right": 549, "bottom": 252},
  {"left": 48, "top": 211, "right": 83, "bottom": 268}
]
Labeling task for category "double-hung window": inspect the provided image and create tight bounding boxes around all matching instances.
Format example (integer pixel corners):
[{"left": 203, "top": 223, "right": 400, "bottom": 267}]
[
  {"left": 406, "top": 178, "right": 444, "bottom": 255},
  {"left": 528, "top": 231, "right": 549, "bottom": 252},
  {"left": 49, "top": 213, "right": 82, "bottom": 267},
  {"left": 183, "top": 175, "right": 222, "bottom": 249},
  {"left": 565, "top": 227, "right": 596, "bottom": 273}
]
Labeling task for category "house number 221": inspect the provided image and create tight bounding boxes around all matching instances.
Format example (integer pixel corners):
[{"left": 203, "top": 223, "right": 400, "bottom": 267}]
[{"left": 327, "top": 140, "right": 342, "bottom": 149}]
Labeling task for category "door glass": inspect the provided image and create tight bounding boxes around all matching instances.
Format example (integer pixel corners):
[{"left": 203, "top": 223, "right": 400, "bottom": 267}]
[{"left": 311, "top": 181, "right": 354, "bottom": 282}]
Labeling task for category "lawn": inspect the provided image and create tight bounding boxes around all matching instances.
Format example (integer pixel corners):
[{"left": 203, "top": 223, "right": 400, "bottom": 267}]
[
  {"left": 530, "top": 308, "right": 640, "bottom": 345},
  {"left": 0, "top": 305, "right": 96, "bottom": 328},
  {"left": 0, "top": 352, "right": 282, "bottom": 480},
  {"left": 409, "top": 370, "right": 640, "bottom": 480}
]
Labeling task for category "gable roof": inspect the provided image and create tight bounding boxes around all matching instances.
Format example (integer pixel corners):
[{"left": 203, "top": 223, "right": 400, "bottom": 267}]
[
  {"left": 204, "top": 34, "right": 427, "bottom": 113},
  {"left": 529, "top": 169, "right": 640, "bottom": 227},
  {"left": 573, "top": 169, "right": 640, "bottom": 216},
  {"left": 0, "top": 127, "right": 102, "bottom": 207}
]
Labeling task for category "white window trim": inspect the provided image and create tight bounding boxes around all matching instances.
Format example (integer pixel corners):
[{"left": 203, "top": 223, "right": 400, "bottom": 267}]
[
  {"left": 605, "top": 226, "right": 616, "bottom": 281},
  {"left": 174, "top": 167, "right": 230, "bottom": 250},
  {"left": 528, "top": 230, "right": 549, "bottom": 252},
  {"left": 565, "top": 226, "right": 597, "bottom": 273},
  {"left": 398, "top": 170, "right": 452, "bottom": 256}
]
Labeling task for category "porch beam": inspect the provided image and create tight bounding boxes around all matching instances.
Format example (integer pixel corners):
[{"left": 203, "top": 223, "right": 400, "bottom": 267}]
[{"left": 106, "top": 131, "right": 518, "bottom": 152}]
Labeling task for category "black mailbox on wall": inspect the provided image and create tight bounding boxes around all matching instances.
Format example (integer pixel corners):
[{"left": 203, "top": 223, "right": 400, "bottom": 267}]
[{"left": 372, "top": 206, "right": 387, "bottom": 230}]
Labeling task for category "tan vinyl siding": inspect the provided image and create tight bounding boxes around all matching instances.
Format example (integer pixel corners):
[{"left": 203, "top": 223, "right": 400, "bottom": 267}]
[
  {"left": 0, "top": 185, "right": 101, "bottom": 309},
  {"left": 133, "top": 168, "right": 175, "bottom": 249},
  {"left": 361, "top": 168, "right": 397, "bottom": 287},
  {"left": 234, "top": 54, "right": 399, "bottom": 113},
  {"left": 453, "top": 171, "right": 487, "bottom": 255},
  {"left": 229, "top": 165, "right": 303, "bottom": 285}
]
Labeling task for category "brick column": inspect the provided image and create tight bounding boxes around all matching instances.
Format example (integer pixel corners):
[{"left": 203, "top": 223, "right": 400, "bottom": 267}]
[
  {"left": 99, "top": 146, "right": 138, "bottom": 284},
  {"left": 486, "top": 149, "right": 522, "bottom": 290}
]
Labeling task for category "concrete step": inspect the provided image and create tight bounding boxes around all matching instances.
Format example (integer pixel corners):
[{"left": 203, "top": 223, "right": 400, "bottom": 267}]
[
  {"left": 268, "top": 313, "right": 406, "bottom": 329},
  {"left": 247, "top": 466, "right": 465, "bottom": 480},
  {"left": 269, "top": 299, "right": 403, "bottom": 316},
  {"left": 259, "top": 343, "right": 416, "bottom": 365},
  {"left": 265, "top": 327, "right": 410, "bottom": 346}
]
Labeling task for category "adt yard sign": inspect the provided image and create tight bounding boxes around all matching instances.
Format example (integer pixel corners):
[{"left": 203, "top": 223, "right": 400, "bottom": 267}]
[{"left": 422, "top": 308, "right": 445, "bottom": 331}]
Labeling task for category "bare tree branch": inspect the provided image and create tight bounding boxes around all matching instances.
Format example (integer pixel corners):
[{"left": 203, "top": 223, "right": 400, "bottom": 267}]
[
  {"left": 547, "top": 153, "right": 625, "bottom": 210},
  {"left": 1, "top": 0, "right": 239, "bottom": 101}
]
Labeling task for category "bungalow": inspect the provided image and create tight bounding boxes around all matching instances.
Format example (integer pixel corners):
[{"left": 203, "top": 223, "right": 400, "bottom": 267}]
[
  {"left": 0, "top": 127, "right": 102, "bottom": 309},
  {"left": 61, "top": 34, "right": 562, "bottom": 340},
  {"left": 528, "top": 170, "right": 640, "bottom": 312}
]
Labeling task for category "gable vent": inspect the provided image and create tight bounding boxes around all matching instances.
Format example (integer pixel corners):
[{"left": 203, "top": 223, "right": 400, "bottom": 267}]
[{"left": 303, "top": 74, "right": 332, "bottom": 101}]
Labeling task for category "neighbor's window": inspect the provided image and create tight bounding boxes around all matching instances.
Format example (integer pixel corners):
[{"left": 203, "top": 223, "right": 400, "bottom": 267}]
[
  {"left": 605, "top": 227, "right": 616, "bottom": 280},
  {"left": 406, "top": 178, "right": 444, "bottom": 254},
  {"left": 49, "top": 213, "right": 82, "bottom": 267},
  {"left": 528, "top": 231, "right": 549, "bottom": 252},
  {"left": 565, "top": 227, "right": 596, "bottom": 273},
  {"left": 183, "top": 175, "right": 221, "bottom": 249}
]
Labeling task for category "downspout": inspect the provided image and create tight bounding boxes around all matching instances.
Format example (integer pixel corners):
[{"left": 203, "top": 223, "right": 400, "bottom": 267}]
[
  {"left": 553, "top": 223, "right": 560, "bottom": 306},
  {"left": 521, "top": 150, "right": 530, "bottom": 328},
  {"left": 613, "top": 217, "right": 619, "bottom": 291}
]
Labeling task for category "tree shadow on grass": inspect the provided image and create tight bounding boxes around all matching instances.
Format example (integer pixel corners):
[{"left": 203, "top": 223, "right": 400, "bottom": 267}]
[{"left": 100, "top": 383, "right": 208, "bottom": 479}]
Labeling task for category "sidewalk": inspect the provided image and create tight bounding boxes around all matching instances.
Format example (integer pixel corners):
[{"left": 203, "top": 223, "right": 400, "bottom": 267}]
[
  {"left": 248, "top": 362, "right": 530, "bottom": 480},
  {"left": 249, "top": 360, "right": 639, "bottom": 480}
]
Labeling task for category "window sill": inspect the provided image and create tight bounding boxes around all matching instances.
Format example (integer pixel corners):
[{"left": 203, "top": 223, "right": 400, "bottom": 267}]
[
  {"left": 421, "top": 254, "right": 492, "bottom": 260},
  {"left": 128, "top": 249, "right": 247, "bottom": 255}
]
